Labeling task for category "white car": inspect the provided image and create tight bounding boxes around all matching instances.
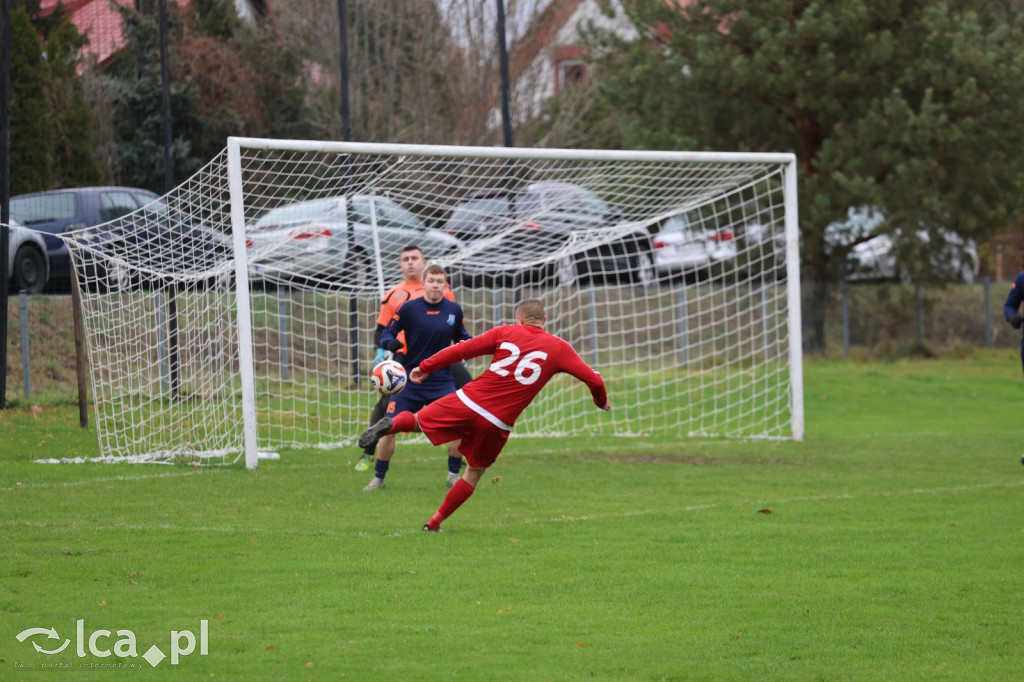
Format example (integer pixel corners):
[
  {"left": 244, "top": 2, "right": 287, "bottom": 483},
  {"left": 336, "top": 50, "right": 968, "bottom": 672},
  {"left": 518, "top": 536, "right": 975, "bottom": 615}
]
[
  {"left": 825, "top": 207, "right": 978, "bottom": 283},
  {"left": 652, "top": 213, "right": 737, "bottom": 278},
  {"left": 6, "top": 220, "right": 50, "bottom": 294},
  {"left": 246, "top": 195, "right": 462, "bottom": 288}
]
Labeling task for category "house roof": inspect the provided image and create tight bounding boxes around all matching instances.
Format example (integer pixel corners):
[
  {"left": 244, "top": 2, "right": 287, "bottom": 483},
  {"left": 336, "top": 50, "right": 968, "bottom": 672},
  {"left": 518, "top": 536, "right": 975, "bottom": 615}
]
[
  {"left": 508, "top": 0, "right": 587, "bottom": 84},
  {"left": 37, "top": 0, "right": 273, "bottom": 66},
  {"left": 38, "top": 0, "right": 190, "bottom": 66}
]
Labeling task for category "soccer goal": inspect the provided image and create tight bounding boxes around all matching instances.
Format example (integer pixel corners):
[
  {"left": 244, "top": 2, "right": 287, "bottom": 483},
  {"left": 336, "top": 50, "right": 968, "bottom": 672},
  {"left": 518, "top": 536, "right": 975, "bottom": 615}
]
[{"left": 60, "top": 138, "right": 802, "bottom": 467}]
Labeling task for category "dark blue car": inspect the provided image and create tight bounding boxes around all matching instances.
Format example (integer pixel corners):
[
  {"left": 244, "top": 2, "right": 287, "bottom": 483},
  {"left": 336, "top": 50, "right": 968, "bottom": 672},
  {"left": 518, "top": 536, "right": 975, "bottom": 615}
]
[{"left": 10, "top": 186, "right": 229, "bottom": 291}]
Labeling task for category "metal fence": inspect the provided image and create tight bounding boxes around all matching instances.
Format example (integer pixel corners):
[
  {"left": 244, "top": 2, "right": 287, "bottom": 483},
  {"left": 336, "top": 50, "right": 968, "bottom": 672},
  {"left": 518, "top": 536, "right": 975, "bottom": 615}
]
[{"left": 5, "top": 279, "right": 1022, "bottom": 404}]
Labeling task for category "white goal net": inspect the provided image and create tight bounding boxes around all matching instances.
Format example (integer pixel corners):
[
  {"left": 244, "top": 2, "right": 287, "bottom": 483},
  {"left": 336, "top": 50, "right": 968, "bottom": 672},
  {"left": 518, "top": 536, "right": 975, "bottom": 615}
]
[{"left": 60, "top": 139, "right": 802, "bottom": 467}]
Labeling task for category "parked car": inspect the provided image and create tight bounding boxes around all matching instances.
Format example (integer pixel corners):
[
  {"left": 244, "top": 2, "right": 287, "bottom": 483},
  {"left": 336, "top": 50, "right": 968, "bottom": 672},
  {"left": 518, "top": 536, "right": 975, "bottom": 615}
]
[
  {"left": 652, "top": 212, "right": 737, "bottom": 279},
  {"left": 5, "top": 220, "right": 50, "bottom": 294},
  {"left": 246, "top": 195, "right": 462, "bottom": 289},
  {"left": 443, "top": 181, "right": 655, "bottom": 287},
  {"left": 825, "top": 207, "right": 979, "bottom": 283},
  {"left": 9, "top": 186, "right": 227, "bottom": 291},
  {"left": 76, "top": 198, "right": 231, "bottom": 292}
]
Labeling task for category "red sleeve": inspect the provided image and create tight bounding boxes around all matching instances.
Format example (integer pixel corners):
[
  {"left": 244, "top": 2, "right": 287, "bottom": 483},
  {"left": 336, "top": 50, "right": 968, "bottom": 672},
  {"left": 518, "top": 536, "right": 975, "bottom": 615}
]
[
  {"left": 418, "top": 326, "right": 501, "bottom": 374},
  {"left": 556, "top": 340, "right": 608, "bottom": 408}
]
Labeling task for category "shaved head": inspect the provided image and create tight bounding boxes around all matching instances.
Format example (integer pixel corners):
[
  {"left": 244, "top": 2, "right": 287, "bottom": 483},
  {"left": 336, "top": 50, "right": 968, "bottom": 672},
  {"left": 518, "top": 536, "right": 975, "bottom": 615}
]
[{"left": 515, "top": 299, "right": 545, "bottom": 325}]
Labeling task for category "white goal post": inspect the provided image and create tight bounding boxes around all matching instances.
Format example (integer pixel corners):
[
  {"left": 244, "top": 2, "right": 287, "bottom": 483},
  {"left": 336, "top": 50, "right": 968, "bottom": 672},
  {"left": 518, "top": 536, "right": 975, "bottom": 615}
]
[{"left": 60, "top": 138, "right": 802, "bottom": 467}]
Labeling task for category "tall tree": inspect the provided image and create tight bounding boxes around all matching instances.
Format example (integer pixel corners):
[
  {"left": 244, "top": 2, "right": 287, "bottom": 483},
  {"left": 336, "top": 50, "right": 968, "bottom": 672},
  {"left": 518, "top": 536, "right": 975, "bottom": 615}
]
[
  {"left": 9, "top": 7, "right": 51, "bottom": 193},
  {"left": 173, "top": 2, "right": 313, "bottom": 164},
  {"left": 44, "top": 15, "right": 104, "bottom": 187},
  {"left": 98, "top": 0, "right": 312, "bottom": 191},
  {"left": 276, "top": 0, "right": 516, "bottom": 145},
  {"left": 99, "top": 4, "right": 197, "bottom": 191},
  {"left": 9, "top": 1, "right": 106, "bottom": 191},
  {"left": 585, "top": 0, "right": 1024, "bottom": 350}
]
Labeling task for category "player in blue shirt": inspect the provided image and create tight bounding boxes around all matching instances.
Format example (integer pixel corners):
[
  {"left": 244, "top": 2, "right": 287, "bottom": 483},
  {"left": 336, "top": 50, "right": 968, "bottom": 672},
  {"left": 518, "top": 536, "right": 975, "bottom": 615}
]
[
  {"left": 1003, "top": 268, "right": 1024, "bottom": 376},
  {"left": 363, "top": 264, "right": 472, "bottom": 491}
]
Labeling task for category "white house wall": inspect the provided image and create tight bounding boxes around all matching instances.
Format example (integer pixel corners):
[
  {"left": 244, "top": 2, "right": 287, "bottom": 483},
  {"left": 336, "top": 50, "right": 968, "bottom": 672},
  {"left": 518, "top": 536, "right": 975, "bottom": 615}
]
[{"left": 494, "top": 0, "right": 638, "bottom": 129}]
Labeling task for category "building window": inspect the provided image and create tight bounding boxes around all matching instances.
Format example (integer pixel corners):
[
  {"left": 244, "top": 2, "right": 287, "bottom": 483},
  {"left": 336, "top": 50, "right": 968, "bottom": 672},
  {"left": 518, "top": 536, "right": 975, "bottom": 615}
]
[{"left": 558, "top": 59, "right": 585, "bottom": 91}]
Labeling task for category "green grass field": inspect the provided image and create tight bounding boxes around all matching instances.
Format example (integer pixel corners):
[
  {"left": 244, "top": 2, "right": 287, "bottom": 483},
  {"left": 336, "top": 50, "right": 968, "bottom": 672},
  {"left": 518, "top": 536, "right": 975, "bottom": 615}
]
[{"left": 1, "top": 356, "right": 1022, "bottom": 680}]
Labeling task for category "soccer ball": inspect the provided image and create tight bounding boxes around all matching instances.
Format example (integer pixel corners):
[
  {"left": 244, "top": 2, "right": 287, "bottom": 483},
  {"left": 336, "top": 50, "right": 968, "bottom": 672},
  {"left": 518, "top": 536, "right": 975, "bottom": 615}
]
[{"left": 371, "top": 360, "right": 407, "bottom": 396}]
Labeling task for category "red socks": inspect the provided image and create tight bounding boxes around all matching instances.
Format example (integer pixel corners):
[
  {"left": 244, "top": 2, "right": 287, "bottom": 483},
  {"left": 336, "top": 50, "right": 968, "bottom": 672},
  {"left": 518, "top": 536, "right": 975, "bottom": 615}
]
[
  {"left": 389, "top": 410, "right": 417, "bottom": 434},
  {"left": 426, "top": 478, "right": 475, "bottom": 530}
]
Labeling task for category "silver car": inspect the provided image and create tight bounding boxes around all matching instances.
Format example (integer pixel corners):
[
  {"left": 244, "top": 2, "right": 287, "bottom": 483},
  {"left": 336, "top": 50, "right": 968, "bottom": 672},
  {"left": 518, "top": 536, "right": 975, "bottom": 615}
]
[
  {"left": 652, "top": 213, "right": 737, "bottom": 279},
  {"left": 5, "top": 220, "right": 50, "bottom": 294},
  {"left": 246, "top": 195, "right": 462, "bottom": 289},
  {"left": 825, "top": 206, "right": 979, "bottom": 283}
]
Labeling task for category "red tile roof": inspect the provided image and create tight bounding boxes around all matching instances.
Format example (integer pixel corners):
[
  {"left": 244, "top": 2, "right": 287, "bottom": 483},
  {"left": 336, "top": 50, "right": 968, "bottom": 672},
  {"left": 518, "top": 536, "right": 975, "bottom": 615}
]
[{"left": 38, "top": 0, "right": 190, "bottom": 66}]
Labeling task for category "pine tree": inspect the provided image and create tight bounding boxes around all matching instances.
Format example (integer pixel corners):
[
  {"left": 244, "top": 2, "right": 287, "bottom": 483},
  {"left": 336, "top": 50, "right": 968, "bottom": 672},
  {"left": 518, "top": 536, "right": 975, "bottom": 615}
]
[
  {"left": 586, "top": 0, "right": 1024, "bottom": 349},
  {"left": 10, "top": 8, "right": 52, "bottom": 193}
]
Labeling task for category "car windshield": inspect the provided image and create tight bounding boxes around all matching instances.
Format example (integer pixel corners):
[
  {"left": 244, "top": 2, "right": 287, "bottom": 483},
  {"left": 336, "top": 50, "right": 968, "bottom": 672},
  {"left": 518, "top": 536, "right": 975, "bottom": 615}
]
[
  {"left": 448, "top": 196, "right": 510, "bottom": 228},
  {"left": 351, "top": 197, "right": 422, "bottom": 229},
  {"left": 129, "top": 192, "right": 213, "bottom": 237},
  {"left": 533, "top": 186, "right": 607, "bottom": 218}
]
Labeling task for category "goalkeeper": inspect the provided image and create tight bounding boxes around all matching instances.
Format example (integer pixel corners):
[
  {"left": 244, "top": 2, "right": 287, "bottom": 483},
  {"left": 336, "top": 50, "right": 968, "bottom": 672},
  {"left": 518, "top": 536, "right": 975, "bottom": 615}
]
[
  {"left": 362, "top": 264, "right": 471, "bottom": 491},
  {"left": 1004, "top": 267, "right": 1024, "bottom": 375},
  {"left": 358, "top": 245, "right": 472, "bottom": 471}
]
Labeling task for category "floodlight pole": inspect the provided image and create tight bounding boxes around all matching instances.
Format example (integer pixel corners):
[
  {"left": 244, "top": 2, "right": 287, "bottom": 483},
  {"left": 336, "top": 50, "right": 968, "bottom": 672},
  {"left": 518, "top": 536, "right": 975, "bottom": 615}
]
[
  {"left": 496, "top": 0, "right": 513, "bottom": 148},
  {"left": 0, "top": 0, "right": 11, "bottom": 410},
  {"left": 157, "top": 0, "right": 182, "bottom": 399},
  {"left": 338, "top": 0, "right": 360, "bottom": 389}
]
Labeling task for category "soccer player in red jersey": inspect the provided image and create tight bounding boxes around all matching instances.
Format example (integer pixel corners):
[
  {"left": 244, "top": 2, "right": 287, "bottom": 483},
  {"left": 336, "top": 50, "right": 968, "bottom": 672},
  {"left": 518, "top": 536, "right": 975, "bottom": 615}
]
[{"left": 358, "top": 298, "right": 611, "bottom": 531}]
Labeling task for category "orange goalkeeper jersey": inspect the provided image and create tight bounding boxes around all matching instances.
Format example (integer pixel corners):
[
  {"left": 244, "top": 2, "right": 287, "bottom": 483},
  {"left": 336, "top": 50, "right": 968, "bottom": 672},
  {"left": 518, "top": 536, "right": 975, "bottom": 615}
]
[{"left": 375, "top": 279, "right": 455, "bottom": 355}]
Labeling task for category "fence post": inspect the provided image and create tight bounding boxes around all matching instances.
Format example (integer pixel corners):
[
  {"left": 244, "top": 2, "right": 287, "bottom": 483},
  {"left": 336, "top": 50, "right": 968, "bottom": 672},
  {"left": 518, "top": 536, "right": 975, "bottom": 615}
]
[
  {"left": 156, "top": 291, "right": 169, "bottom": 393},
  {"left": 983, "top": 276, "right": 992, "bottom": 348},
  {"left": 492, "top": 285, "right": 502, "bottom": 327},
  {"left": 841, "top": 280, "right": 850, "bottom": 359},
  {"left": 587, "top": 285, "right": 599, "bottom": 366},
  {"left": 18, "top": 290, "right": 30, "bottom": 398},
  {"left": 278, "top": 287, "right": 290, "bottom": 381},
  {"left": 915, "top": 283, "right": 923, "bottom": 344},
  {"left": 677, "top": 281, "right": 688, "bottom": 366},
  {"left": 69, "top": 272, "right": 89, "bottom": 428},
  {"left": 760, "top": 280, "right": 771, "bottom": 362}
]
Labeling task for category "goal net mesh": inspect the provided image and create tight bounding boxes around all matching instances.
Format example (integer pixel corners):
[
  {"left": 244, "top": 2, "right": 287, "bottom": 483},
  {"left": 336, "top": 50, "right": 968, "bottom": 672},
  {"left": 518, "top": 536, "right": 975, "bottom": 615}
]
[{"left": 60, "top": 140, "right": 800, "bottom": 465}]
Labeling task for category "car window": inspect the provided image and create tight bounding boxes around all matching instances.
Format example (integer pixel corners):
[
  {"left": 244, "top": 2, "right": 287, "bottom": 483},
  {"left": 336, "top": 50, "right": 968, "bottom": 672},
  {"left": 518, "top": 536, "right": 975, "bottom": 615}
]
[
  {"left": 100, "top": 191, "right": 142, "bottom": 221},
  {"left": 377, "top": 200, "right": 422, "bottom": 230},
  {"left": 512, "top": 194, "right": 543, "bottom": 218},
  {"left": 253, "top": 198, "right": 342, "bottom": 228},
  {"left": 10, "top": 193, "right": 78, "bottom": 224},
  {"left": 575, "top": 189, "right": 612, "bottom": 218},
  {"left": 449, "top": 196, "right": 510, "bottom": 227},
  {"left": 660, "top": 215, "right": 689, "bottom": 233},
  {"left": 353, "top": 197, "right": 422, "bottom": 229},
  {"left": 132, "top": 194, "right": 210, "bottom": 237},
  {"left": 529, "top": 186, "right": 607, "bottom": 218}
]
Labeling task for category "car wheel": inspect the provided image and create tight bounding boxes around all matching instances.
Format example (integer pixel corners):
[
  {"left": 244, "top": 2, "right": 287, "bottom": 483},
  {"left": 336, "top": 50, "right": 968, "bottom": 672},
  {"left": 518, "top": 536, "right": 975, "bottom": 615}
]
[{"left": 11, "top": 245, "right": 47, "bottom": 294}]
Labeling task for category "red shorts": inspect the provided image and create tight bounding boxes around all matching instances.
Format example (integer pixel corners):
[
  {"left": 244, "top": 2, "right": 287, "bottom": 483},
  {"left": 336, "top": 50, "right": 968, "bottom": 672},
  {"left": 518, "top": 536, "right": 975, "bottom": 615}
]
[{"left": 415, "top": 392, "right": 510, "bottom": 469}]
